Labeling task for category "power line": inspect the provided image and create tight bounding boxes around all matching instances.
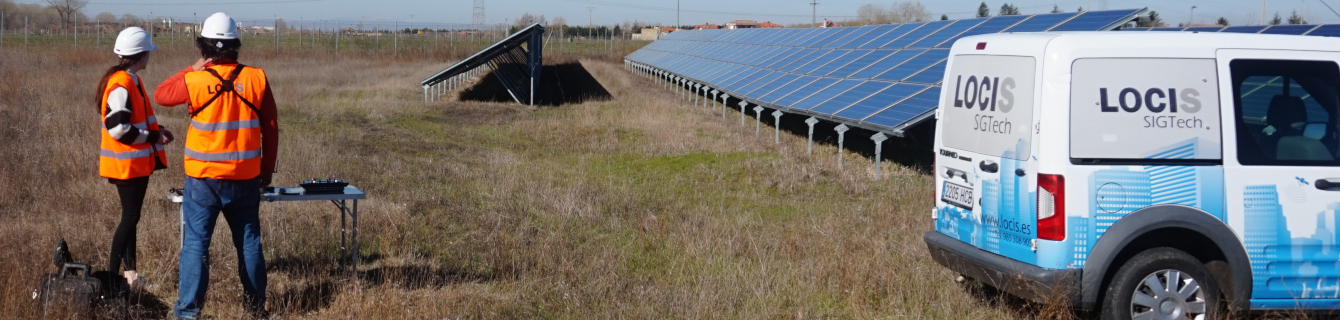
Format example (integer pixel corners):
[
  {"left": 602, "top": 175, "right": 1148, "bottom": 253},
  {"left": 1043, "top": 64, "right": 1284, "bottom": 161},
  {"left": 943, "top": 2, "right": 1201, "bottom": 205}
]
[{"left": 1321, "top": 0, "right": 1340, "bottom": 19}]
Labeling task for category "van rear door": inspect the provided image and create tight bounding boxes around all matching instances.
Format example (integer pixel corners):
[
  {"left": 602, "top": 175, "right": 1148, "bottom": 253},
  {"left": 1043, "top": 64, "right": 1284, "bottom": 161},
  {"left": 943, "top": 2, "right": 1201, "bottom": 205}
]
[{"left": 934, "top": 53, "right": 1040, "bottom": 264}]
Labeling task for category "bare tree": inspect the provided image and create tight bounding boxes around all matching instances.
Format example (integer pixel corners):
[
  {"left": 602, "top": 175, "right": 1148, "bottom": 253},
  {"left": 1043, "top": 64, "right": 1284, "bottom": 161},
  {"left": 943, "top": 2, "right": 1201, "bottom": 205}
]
[
  {"left": 515, "top": 13, "right": 547, "bottom": 28},
  {"left": 43, "top": 0, "right": 86, "bottom": 27},
  {"left": 857, "top": 3, "right": 893, "bottom": 24},
  {"left": 120, "top": 13, "right": 140, "bottom": 25},
  {"left": 551, "top": 16, "right": 567, "bottom": 26},
  {"left": 894, "top": 2, "right": 931, "bottom": 23}
]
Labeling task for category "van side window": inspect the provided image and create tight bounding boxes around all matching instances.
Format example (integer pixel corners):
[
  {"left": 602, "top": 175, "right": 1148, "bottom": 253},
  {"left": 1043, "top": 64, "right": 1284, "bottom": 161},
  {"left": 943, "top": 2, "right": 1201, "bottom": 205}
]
[{"left": 1230, "top": 59, "right": 1340, "bottom": 166}]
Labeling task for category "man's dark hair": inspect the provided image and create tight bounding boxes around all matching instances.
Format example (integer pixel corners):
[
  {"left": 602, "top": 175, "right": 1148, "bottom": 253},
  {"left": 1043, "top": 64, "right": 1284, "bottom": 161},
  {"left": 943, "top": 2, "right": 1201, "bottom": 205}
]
[{"left": 196, "top": 37, "right": 242, "bottom": 61}]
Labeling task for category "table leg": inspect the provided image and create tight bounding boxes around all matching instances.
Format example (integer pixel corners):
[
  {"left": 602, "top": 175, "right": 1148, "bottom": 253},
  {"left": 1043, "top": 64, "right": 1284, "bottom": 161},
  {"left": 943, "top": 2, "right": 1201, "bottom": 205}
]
[
  {"left": 352, "top": 200, "right": 359, "bottom": 269},
  {"left": 340, "top": 199, "right": 347, "bottom": 267}
]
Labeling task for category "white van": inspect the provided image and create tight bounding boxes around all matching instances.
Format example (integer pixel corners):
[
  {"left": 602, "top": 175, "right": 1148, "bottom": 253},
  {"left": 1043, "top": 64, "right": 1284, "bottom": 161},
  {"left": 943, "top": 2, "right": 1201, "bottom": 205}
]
[{"left": 926, "top": 32, "right": 1340, "bottom": 318}]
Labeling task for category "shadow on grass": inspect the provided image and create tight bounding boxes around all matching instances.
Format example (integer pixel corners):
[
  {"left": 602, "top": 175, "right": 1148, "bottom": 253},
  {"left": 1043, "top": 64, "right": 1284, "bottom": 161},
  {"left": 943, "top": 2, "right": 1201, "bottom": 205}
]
[
  {"left": 91, "top": 270, "right": 174, "bottom": 319},
  {"left": 459, "top": 62, "right": 613, "bottom": 106},
  {"left": 268, "top": 256, "right": 497, "bottom": 315}
]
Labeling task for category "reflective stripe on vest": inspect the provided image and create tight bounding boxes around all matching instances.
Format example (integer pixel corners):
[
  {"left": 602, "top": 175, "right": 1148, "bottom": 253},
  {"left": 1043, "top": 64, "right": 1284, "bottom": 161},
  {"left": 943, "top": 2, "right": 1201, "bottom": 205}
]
[
  {"left": 100, "top": 148, "right": 156, "bottom": 160},
  {"left": 190, "top": 119, "right": 260, "bottom": 131},
  {"left": 184, "top": 148, "right": 261, "bottom": 161}
]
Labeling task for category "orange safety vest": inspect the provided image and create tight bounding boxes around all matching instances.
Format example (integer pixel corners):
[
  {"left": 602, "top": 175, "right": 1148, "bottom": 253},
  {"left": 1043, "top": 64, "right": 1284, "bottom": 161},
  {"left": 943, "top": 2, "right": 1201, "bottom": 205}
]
[
  {"left": 99, "top": 71, "right": 167, "bottom": 180},
  {"left": 183, "top": 63, "right": 267, "bottom": 180}
]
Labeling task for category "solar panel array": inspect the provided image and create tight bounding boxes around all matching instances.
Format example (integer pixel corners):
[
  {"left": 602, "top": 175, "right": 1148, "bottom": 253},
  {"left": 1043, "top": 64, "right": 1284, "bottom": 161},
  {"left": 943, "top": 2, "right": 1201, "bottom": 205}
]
[
  {"left": 626, "top": 9, "right": 1146, "bottom": 135},
  {"left": 1122, "top": 24, "right": 1340, "bottom": 37}
]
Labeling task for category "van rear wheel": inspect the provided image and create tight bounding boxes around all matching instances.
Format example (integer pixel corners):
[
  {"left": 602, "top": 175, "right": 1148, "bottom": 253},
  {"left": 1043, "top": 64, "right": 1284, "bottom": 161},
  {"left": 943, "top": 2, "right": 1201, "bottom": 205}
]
[{"left": 1100, "top": 247, "right": 1220, "bottom": 320}]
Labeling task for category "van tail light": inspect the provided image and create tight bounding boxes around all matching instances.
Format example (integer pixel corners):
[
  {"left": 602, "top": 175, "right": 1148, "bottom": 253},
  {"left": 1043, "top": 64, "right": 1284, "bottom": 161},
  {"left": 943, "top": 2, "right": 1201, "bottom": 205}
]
[{"left": 1036, "top": 173, "right": 1065, "bottom": 241}]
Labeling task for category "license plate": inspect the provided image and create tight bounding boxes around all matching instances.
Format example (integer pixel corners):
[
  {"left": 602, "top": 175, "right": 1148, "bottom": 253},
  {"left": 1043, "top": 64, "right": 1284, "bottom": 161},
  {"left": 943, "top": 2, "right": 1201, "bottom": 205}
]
[{"left": 941, "top": 182, "right": 974, "bottom": 210}]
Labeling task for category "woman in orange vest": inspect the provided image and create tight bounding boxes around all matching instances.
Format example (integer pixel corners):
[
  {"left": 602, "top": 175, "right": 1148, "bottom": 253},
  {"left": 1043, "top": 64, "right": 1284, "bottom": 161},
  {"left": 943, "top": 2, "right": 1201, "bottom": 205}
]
[{"left": 97, "top": 27, "right": 172, "bottom": 290}]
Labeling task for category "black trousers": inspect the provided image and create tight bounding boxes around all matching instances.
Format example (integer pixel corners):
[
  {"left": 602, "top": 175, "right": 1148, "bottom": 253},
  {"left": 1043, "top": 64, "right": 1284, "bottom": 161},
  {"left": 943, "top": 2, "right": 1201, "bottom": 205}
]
[{"left": 109, "top": 176, "right": 149, "bottom": 273}]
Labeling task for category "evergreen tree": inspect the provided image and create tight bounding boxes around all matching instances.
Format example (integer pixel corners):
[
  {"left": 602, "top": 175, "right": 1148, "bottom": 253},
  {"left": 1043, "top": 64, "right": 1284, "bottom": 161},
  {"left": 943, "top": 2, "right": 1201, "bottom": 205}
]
[
  {"left": 977, "top": 2, "right": 991, "bottom": 18},
  {"left": 1217, "top": 17, "right": 1229, "bottom": 26},
  {"left": 998, "top": 3, "right": 1020, "bottom": 16},
  {"left": 941, "top": 14, "right": 949, "bottom": 20},
  {"left": 1077, "top": 6, "right": 1084, "bottom": 12},
  {"left": 1138, "top": 11, "right": 1161, "bottom": 27},
  {"left": 1270, "top": 12, "right": 1282, "bottom": 25},
  {"left": 1287, "top": 10, "right": 1306, "bottom": 25},
  {"left": 1051, "top": 5, "right": 1062, "bottom": 13}
]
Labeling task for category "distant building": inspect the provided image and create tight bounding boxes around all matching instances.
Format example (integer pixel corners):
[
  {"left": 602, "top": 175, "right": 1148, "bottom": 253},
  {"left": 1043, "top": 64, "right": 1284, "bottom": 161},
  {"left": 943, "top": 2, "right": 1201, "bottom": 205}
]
[
  {"left": 633, "top": 27, "right": 676, "bottom": 41},
  {"left": 821, "top": 19, "right": 842, "bottom": 28},
  {"left": 758, "top": 21, "right": 784, "bottom": 28},
  {"left": 725, "top": 20, "right": 758, "bottom": 29},
  {"left": 694, "top": 23, "right": 720, "bottom": 30}
]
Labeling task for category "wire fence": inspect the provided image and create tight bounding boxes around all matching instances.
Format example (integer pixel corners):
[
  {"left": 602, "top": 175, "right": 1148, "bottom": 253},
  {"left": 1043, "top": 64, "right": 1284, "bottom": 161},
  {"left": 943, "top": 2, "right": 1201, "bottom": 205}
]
[{"left": 0, "top": 13, "right": 649, "bottom": 61}]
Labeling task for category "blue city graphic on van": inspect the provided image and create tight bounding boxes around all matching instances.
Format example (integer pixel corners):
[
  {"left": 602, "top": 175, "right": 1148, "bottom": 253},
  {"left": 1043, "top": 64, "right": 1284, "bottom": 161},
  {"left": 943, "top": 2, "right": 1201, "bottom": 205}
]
[
  {"left": 937, "top": 139, "right": 1038, "bottom": 265},
  {"left": 1243, "top": 182, "right": 1340, "bottom": 299},
  {"left": 939, "top": 137, "right": 1228, "bottom": 270}
]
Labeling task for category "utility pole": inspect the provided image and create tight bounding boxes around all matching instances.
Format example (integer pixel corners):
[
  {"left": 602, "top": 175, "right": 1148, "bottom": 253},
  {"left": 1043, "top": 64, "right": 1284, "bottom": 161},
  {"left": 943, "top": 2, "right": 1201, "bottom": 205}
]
[
  {"left": 677, "top": 0, "right": 680, "bottom": 28},
  {"left": 810, "top": 0, "right": 819, "bottom": 26},
  {"left": 1262, "top": 0, "right": 1266, "bottom": 25},
  {"left": 588, "top": 7, "right": 594, "bottom": 29}
]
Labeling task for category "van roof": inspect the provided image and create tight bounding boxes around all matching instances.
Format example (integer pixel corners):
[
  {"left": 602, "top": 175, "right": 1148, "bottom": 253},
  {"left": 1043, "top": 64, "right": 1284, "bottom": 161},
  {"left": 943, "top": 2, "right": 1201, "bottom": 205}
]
[{"left": 957, "top": 31, "right": 1340, "bottom": 54}]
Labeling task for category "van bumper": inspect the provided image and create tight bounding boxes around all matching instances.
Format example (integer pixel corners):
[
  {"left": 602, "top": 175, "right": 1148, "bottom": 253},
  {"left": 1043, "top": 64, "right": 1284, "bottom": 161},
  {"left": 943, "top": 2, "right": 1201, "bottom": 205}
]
[{"left": 923, "top": 231, "right": 1084, "bottom": 308}]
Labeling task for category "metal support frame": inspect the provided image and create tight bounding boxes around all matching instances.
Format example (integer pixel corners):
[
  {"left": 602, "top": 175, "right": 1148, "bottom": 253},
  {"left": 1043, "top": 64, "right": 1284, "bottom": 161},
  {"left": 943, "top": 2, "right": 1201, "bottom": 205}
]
[
  {"left": 421, "top": 23, "right": 544, "bottom": 106},
  {"left": 772, "top": 110, "right": 783, "bottom": 143}
]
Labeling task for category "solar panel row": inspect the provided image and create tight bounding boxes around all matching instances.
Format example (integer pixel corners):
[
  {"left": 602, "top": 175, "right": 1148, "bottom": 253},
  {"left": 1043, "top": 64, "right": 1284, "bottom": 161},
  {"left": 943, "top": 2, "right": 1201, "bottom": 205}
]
[
  {"left": 626, "top": 9, "right": 1145, "bottom": 134},
  {"left": 1122, "top": 23, "right": 1340, "bottom": 37}
]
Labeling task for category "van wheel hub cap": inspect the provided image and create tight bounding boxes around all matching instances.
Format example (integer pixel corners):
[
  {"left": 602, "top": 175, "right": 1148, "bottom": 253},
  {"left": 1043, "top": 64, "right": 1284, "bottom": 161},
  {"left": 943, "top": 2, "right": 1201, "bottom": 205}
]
[{"left": 1131, "top": 269, "right": 1206, "bottom": 320}]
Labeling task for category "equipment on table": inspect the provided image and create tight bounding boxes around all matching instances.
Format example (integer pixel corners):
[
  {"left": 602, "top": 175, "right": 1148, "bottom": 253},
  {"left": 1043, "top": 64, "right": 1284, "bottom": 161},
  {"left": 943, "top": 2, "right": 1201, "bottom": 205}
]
[{"left": 299, "top": 178, "right": 348, "bottom": 194}]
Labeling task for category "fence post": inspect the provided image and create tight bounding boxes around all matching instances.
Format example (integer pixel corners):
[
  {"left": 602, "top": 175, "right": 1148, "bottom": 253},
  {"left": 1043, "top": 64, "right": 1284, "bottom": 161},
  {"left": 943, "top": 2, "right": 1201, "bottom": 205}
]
[
  {"left": 2, "top": 11, "right": 5, "bottom": 48},
  {"left": 394, "top": 21, "right": 398, "bottom": 57},
  {"left": 274, "top": 18, "right": 279, "bottom": 53},
  {"left": 24, "top": 16, "right": 28, "bottom": 49}
]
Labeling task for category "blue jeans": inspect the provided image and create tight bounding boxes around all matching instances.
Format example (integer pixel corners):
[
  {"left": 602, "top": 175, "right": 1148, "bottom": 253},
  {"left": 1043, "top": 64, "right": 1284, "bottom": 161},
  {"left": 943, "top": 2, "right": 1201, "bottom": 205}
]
[{"left": 174, "top": 177, "right": 266, "bottom": 319}]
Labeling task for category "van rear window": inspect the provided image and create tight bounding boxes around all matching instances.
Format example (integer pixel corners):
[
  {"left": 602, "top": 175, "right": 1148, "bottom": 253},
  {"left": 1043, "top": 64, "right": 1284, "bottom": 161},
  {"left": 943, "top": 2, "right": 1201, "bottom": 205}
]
[
  {"left": 940, "top": 55, "right": 1036, "bottom": 160},
  {"left": 1069, "top": 58, "right": 1222, "bottom": 160}
]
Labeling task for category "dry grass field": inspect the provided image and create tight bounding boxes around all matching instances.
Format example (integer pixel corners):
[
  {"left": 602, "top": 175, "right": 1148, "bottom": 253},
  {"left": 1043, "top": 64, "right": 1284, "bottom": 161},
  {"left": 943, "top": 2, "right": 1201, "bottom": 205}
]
[{"left": 1, "top": 43, "right": 1088, "bottom": 319}]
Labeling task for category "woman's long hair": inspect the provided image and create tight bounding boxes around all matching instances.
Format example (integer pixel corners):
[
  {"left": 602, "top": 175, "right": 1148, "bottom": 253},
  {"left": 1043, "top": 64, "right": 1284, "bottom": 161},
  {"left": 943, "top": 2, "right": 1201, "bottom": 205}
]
[{"left": 94, "top": 52, "right": 147, "bottom": 112}]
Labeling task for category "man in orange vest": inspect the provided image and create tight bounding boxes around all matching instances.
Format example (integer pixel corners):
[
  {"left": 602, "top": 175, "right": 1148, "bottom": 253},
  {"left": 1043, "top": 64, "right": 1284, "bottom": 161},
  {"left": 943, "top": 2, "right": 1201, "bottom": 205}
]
[{"left": 153, "top": 12, "right": 277, "bottom": 319}]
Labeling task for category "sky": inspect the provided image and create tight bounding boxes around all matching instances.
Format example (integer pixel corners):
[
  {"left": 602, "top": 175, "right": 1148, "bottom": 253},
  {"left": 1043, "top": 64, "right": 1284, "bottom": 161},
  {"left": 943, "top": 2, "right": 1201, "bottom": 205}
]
[{"left": 19, "top": 0, "right": 1340, "bottom": 28}]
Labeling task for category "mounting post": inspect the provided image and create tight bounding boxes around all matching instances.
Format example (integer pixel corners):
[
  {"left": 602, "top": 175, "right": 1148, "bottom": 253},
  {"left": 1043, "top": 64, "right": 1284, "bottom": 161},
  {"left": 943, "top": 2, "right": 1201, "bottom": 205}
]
[
  {"left": 805, "top": 117, "right": 819, "bottom": 155},
  {"left": 871, "top": 132, "right": 888, "bottom": 180},
  {"left": 721, "top": 94, "right": 730, "bottom": 118},
  {"left": 711, "top": 90, "right": 719, "bottom": 110},
  {"left": 835, "top": 124, "right": 849, "bottom": 167},
  {"left": 772, "top": 110, "right": 783, "bottom": 143},
  {"left": 753, "top": 106, "right": 764, "bottom": 133},
  {"left": 738, "top": 101, "right": 748, "bottom": 126},
  {"left": 692, "top": 83, "right": 701, "bottom": 104},
  {"left": 423, "top": 85, "right": 429, "bottom": 102}
]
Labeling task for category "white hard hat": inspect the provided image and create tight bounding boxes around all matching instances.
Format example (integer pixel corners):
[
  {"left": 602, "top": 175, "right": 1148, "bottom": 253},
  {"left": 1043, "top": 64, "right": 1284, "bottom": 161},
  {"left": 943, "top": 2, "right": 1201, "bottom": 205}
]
[
  {"left": 113, "top": 27, "right": 157, "bottom": 56},
  {"left": 200, "top": 12, "right": 238, "bottom": 40}
]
